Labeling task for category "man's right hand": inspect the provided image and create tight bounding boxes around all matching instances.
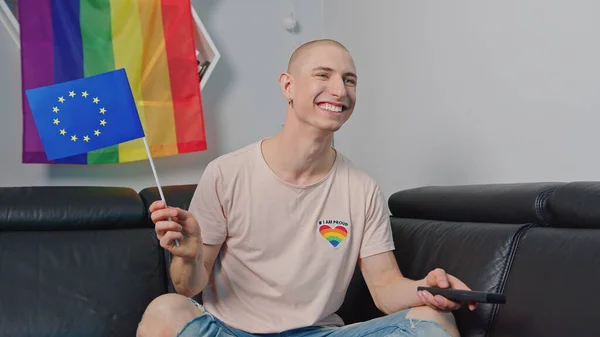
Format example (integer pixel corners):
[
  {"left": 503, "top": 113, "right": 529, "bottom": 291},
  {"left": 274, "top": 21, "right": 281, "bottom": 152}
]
[{"left": 150, "top": 200, "right": 202, "bottom": 262}]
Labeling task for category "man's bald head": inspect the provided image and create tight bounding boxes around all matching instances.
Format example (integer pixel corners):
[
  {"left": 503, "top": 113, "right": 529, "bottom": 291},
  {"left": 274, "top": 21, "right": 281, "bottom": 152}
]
[
  {"left": 278, "top": 38, "right": 357, "bottom": 134},
  {"left": 287, "top": 39, "right": 351, "bottom": 74}
]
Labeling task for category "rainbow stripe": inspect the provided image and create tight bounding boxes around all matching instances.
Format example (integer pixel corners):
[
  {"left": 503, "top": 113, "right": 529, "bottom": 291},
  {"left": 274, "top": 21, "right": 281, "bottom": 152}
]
[
  {"left": 319, "top": 225, "right": 348, "bottom": 247},
  {"left": 19, "top": 0, "right": 206, "bottom": 164}
]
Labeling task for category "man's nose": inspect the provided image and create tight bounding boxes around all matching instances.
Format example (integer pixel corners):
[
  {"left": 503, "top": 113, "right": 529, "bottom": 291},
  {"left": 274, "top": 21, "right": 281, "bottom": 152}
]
[{"left": 329, "top": 77, "right": 347, "bottom": 97}]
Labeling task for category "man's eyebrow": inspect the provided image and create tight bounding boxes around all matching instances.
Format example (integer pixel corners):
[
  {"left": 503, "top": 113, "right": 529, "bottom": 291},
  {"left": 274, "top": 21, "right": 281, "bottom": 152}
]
[{"left": 312, "top": 66, "right": 357, "bottom": 79}]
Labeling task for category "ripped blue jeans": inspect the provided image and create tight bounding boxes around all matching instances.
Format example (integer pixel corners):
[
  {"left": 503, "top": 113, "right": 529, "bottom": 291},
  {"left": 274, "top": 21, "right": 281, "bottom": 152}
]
[{"left": 177, "top": 299, "right": 452, "bottom": 337}]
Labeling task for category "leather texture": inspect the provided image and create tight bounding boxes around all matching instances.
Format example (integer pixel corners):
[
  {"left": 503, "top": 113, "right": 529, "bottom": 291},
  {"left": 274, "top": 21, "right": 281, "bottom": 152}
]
[
  {"left": 139, "top": 184, "right": 200, "bottom": 298},
  {"left": 0, "top": 228, "right": 166, "bottom": 337},
  {"left": 138, "top": 184, "right": 198, "bottom": 219},
  {"left": 390, "top": 219, "right": 530, "bottom": 337},
  {"left": 0, "top": 186, "right": 147, "bottom": 231},
  {"left": 2, "top": 181, "right": 599, "bottom": 336},
  {"left": 388, "top": 183, "right": 564, "bottom": 225},
  {"left": 490, "top": 227, "right": 600, "bottom": 337},
  {"left": 337, "top": 218, "right": 529, "bottom": 337},
  {"left": 542, "top": 182, "right": 600, "bottom": 229}
]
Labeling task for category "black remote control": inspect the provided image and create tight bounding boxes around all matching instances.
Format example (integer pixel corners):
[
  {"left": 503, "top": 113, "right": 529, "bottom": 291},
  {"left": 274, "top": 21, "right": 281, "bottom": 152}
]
[{"left": 417, "top": 286, "right": 506, "bottom": 304}]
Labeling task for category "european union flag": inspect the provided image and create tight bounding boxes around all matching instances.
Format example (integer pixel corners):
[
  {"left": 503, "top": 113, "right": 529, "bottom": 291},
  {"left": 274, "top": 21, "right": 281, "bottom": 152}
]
[{"left": 25, "top": 69, "right": 145, "bottom": 161}]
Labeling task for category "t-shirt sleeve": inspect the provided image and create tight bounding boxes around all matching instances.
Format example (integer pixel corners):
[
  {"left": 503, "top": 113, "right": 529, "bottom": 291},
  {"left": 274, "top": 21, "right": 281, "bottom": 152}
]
[
  {"left": 359, "top": 184, "right": 395, "bottom": 259},
  {"left": 188, "top": 161, "right": 227, "bottom": 245}
]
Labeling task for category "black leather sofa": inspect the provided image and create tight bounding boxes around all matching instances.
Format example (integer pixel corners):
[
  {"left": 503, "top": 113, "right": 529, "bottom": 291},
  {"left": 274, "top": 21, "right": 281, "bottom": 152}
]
[{"left": 1, "top": 181, "right": 599, "bottom": 337}]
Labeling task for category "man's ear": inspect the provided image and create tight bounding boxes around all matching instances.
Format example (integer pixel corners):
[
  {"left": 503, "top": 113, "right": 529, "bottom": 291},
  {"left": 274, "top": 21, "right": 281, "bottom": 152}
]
[{"left": 279, "top": 72, "right": 293, "bottom": 102}]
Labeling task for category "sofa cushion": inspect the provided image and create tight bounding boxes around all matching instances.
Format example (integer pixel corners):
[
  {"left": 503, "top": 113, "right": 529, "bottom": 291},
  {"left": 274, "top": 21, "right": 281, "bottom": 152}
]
[
  {"left": 138, "top": 184, "right": 199, "bottom": 298},
  {"left": 542, "top": 182, "right": 600, "bottom": 229},
  {"left": 0, "top": 187, "right": 166, "bottom": 337},
  {"left": 0, "top": 186, "right": 147, "bottom": 231},
  {"left": 336, "top": 218, "right": 528, "bottom": 337},
  {"left": 388, "top": 183, "right": 564, "bottom": 226},
  {"left": 138, "top": 184, "right": 198, "bottom": 216},
  {"left": 489, "top": 227, "right": 600, "bottom": 337}
]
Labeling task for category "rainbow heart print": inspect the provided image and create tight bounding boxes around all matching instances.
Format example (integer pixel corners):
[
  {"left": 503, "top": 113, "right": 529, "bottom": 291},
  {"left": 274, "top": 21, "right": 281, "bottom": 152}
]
[{"left": 319, "top": 225, "right": 348, "bottom": 247}]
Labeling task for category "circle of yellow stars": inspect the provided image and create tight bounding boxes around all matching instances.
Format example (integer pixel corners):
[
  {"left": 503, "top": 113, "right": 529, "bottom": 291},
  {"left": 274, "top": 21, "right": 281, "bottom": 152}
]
[{"left": 52, "top": 90, "right": 107, "bottom": 143}]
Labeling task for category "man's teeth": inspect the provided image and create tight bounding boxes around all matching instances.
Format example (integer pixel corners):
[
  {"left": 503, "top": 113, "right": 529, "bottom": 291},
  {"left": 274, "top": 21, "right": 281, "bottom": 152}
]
[{"left": 319, "top": 103, "right": 343, "bottom": 112}]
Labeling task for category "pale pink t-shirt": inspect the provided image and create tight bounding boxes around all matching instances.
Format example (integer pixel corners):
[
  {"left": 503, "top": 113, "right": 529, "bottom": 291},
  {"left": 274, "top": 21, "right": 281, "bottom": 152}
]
[{"left": 188, "top": 140, "right": 395, "bottom": 333}]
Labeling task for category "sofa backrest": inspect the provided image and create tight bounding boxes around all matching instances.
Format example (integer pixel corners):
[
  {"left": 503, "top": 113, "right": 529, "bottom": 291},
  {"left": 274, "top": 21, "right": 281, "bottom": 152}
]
[
  {"left": 489, "top": 182, "right": 600, "bottom": 337},
  {"left": 381, "top": 181, "right": 600, "bottom": 337},
  {"left": 387, "top": 182, "right": 563, "bottom": 226},
  {"left": 138, "top": 184, "right": 199, "bottom": 299},
  {"left": 0, "top": 186, "right": 167, "bottom": 337},
  {"left": 4, "top": 180, "right": 598, "bottom": 337},
  {"left": 338, "top": 182, "right": 566, "bottom": 337}
]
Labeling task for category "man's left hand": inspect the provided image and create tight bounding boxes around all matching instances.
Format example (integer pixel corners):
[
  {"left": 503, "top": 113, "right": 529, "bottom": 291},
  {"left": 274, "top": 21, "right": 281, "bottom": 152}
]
[{"left": 418, "top": 268, "right": 477, "bottom": 312}]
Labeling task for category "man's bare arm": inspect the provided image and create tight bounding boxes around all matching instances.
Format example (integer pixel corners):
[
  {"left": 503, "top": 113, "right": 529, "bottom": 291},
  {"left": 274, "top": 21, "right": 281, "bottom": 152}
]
[
  {"left": 359, "top": 251, "right": 476, "bottom": 314},
  {"left": 171, "top": 242, "right": 222, "bottom": 297},
  {"left": 359, "top": 251, "right": 422, "bottom": 314}
]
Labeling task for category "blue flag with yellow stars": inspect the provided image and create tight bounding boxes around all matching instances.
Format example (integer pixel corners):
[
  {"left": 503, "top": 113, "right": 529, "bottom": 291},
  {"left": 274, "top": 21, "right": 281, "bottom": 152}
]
[{"left": 25, "top": 69, "right": 145, "bottom": 161}]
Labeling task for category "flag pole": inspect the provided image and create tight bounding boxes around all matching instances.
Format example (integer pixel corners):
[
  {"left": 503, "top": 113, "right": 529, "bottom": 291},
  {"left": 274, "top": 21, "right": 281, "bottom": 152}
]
[{"left": 143, "top": 136, "right": 180, "bottom": 247}]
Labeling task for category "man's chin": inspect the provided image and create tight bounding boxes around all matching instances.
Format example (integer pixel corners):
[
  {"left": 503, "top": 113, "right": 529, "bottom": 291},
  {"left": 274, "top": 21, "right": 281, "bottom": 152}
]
[
  {"left": 299, "top": 117, "right": 346, "bottom": 134},
  {"left": 317, "top": 122, "right": 344, "bottom": 133}
]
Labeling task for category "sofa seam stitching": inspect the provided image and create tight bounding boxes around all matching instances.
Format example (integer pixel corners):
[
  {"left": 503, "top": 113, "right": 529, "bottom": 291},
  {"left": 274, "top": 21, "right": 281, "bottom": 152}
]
[
  {"left": 534, "top": 186, "right": 561, "bottom": 226},
  {"left": 484, "top": 223, "right": 533, "bottom": 337}
]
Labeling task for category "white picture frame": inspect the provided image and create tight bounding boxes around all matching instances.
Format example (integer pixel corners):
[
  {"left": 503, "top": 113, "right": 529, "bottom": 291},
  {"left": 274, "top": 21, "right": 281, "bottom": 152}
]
[
  {"left": 0, "top": 1, "right": 220, "bottom": 92},
  {"left": 0, "top": 0, "right": 18, "bottom": 47}
]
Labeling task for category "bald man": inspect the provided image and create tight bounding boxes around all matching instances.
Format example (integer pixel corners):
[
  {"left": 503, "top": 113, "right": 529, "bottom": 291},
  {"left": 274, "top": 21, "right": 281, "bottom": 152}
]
[{"left": 137, "top": 39, "right": 475, "bottom": 337}]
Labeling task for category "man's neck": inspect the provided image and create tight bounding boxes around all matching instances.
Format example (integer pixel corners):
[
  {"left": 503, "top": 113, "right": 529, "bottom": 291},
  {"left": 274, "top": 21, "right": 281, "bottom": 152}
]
[{"left": 262, "top": 125, "right": 336, "bottom": 186}]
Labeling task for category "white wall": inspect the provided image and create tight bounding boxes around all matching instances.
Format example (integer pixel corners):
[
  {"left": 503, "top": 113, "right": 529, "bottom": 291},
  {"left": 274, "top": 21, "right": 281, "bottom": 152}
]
[
  {"left": 325, "top": 0, "right": 600, "bottom": 199},
  {"left": 0, "top": 0, "right": 324, "bottom": 191},
  {"left": 4, "top": 0, "right": 599, "bottom": 199}
]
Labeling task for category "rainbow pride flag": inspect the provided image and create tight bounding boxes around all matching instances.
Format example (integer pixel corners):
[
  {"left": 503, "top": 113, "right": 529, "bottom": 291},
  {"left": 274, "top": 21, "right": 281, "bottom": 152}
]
[{"left": 18, "top": 0, "right": 206, "bottom": 164}]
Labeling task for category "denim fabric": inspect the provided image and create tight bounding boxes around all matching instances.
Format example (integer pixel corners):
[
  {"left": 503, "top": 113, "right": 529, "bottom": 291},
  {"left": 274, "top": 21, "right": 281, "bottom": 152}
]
[{"left": 177, "top": 299, "right": 451, "bottom": 337}]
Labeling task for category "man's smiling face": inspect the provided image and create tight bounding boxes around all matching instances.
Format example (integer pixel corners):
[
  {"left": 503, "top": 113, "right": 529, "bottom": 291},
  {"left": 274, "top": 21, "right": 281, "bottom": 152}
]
[{"left": 285, "top": 41, "right": 358, "bottom": 133}]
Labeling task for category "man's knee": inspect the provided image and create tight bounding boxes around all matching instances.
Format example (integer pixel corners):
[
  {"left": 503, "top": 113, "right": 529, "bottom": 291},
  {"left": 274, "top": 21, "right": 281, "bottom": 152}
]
[
  {"left": 406, "top": 306, "right": 460, "bottom": 337},
  {"left": 137, "top": 294, "right": 202, "bottom": 337}
]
